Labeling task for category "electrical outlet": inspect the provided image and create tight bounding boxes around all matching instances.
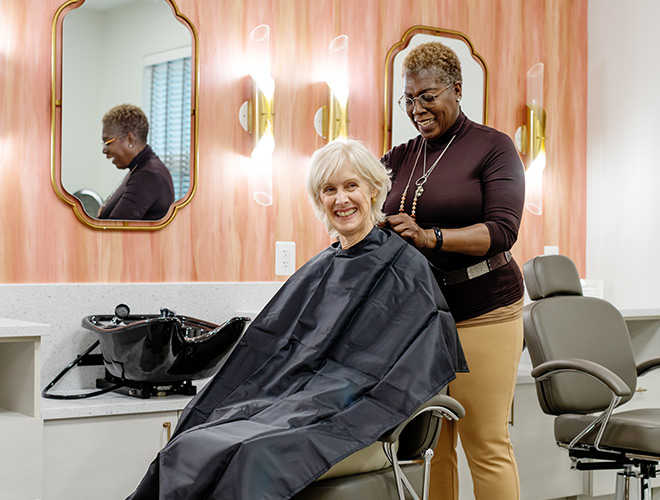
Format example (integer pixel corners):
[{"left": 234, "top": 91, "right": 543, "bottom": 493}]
[
  {"left": 275, "top": 241, "right": 296, "bottom": 276},
  {"left": 543, "top": 245, "right": 559, "bottom": 255}
]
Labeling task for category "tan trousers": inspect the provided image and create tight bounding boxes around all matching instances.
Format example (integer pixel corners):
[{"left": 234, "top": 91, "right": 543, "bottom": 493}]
[{"left": 430, "top": 300, "right": 524, "bottom": 500}]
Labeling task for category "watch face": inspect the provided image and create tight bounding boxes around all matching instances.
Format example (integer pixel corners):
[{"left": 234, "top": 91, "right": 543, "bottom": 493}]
[{"left": 434, "top": 228, "right": 443, "bottom": 247}]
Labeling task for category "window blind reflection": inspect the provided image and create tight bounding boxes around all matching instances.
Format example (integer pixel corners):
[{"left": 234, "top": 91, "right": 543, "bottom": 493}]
[{"left": 145, "top": 56, "right": 192, "bottom": 201}]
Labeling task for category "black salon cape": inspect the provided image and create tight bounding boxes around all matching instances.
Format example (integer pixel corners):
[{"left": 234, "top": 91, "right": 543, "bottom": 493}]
[{"left": 128, "top": 227, "right": 467, "bottom": 500}]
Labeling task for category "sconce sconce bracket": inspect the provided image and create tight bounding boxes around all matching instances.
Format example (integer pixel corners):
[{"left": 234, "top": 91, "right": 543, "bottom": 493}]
[
  {"left": 314, "top": 89, "right": 348, "bottom": 142},
  {"left": 313, "top": 106, "right": 328, "bottom": 139},
  {"left": 239, "top": 80, "right": 274, "bottom": 146},
  {"left": 239, "top": 101, "right": 251, "bottom": 133},
  {"left": 515, "top": 105, "right": 546, "bottom": 166}
]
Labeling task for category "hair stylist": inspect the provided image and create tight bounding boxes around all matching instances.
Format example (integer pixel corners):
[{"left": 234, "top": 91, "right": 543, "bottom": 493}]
[
  {"left": 98, "top": 104, "right": 175, "bottom": 221},
  {"left": 382, "top": 42, "right": 525, "bottom": 500}
]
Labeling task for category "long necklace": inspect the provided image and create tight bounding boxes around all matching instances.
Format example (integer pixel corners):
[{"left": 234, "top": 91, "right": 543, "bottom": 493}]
[{"left": 398, "top": 135, "right": 456, "bottom": 220}]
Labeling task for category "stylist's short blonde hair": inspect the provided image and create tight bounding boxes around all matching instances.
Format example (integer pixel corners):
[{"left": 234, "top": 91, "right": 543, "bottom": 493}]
[
  {"left": 402, "top": 41, "right": 462, "bottom": 86},
  {"left": 307, "top": 140, "right": 392, "bottom": 237},
  {"left": 102, "top": 104, "right": 149, "bottom": 143}
]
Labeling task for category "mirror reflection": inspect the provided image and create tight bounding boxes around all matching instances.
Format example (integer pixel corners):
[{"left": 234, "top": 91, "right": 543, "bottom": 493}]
[
  {"left": 60, "top": 0, "right": 193, "bottom": 221},
  {"left": 386, "top": 28, "right": 488, "bottom": 150}
]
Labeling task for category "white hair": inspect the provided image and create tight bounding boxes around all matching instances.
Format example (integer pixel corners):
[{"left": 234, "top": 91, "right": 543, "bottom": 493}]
[{"left": 306, "top": 140, "right": 392, "bottom": 236}]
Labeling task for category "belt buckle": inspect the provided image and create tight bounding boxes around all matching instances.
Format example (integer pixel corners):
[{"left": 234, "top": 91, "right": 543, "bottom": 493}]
[{"left": 467, "top": 261, "right": 489, "bottom": 280}]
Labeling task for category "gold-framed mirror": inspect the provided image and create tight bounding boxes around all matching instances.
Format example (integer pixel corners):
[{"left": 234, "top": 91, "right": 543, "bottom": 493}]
[
  {"left": 383, "top": 26, "right": 488, "bottom": 153},
  {"left": 51, "top": 0, "right": 198, "bottom": 230}
]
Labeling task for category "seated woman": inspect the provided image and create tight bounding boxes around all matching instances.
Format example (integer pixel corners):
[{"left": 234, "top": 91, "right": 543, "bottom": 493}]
[
  {"left": 98, "top": 104, "right": 175, "bottom": 220},
  {"left": 127, "top": 140, "right": 467, "bottom": 500}
]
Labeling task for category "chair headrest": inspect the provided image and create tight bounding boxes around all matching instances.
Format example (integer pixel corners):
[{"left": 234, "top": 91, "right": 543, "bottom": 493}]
[{"left": 523, "top": 255, "right": 583, "bottom": 300}]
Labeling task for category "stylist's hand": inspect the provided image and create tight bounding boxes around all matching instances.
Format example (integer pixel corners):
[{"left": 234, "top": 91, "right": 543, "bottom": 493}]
[{"left": 386, "top": 214, "right": 435, "bottom": 249}]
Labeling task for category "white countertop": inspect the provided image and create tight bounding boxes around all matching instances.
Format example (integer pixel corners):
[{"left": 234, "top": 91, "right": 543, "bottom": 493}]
[
  {"left": 41, "top": 390, "right": 195, "bottom": 420},
  {"left": 36, "top": 308, "right": 660, "bottom": 421},
  {"left": 0, "top": 317, "right": 50, "bottom": 338},
  {"left": 619, "top": 308, "right": 660, "bottom": 321},
  {"left": 42, "top": 360, "right": 537, "bottom": 421}
]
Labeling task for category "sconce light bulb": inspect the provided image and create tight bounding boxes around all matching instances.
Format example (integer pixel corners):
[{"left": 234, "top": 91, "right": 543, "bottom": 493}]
[
  {"left": 537, "top": 149, "right": 546, "bottom": 171},
  {"left": 524, "top": 148, "right": 545, "bottom": 216},
  {"left": 330, "top": 85, "right": 349, "bottom": 108},
  {"left": 530, "top": 148, "right": 546, "bottom": 172},
  {"left": 254, "top": 75, "right": 275, "bottom": 101},
  {"left": 327, "top": 35, "right": 349, "bottom": 108},
  {"left": 251, "top": 126, "right": 275, "bottom": 160},
  {"left": 249, "top": 24, "right": 272, "bottom": 86}
]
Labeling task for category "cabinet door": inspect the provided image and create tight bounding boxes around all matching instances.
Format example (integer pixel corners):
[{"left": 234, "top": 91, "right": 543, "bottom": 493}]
[
  {"left": 0, "top": 414, "right": 42, "bottom": 500},
  {"left": 44, "top": 411, "right": 177, "bottom": 500}
]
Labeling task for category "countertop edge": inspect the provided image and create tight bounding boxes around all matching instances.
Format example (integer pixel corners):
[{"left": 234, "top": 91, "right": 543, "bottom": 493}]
[
  {"left": 0, "top": 317, "right": 50, "bottom": 338},
  {"left": 42, "top": 393, "right": 194, "bottom": 420}
]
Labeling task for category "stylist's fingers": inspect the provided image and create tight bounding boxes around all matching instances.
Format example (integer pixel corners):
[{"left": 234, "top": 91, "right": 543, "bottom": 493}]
[
  {"left": 386, "top": 213, "right": 414, "bottom": 231},
  {"left": 386, "top": 215, "right": 427, "bottom": 246}
]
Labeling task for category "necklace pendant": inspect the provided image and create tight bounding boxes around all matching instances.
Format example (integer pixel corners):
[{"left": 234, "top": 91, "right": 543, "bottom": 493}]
[{"left": 414, "top": 185, "right": 424, "bottom": 198}]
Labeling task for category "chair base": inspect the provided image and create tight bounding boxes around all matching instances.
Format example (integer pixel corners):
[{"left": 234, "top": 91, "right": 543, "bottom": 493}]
[
  {"left": 291, "top": 463, "right": 423, "bottom": 500},
  {"left": 568, "top": 449, "right": 656, "bottom": 500},
  {"left": 615, "top": 466, "right": 653, "bottom": 500}
]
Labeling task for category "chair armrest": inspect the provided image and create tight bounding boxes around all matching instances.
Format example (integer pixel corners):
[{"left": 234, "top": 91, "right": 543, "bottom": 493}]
[
  {"left": 378, "top": 394, "right": 465, "bottom": 443},
  {"left": 637, "top": 357, "right": 660, "bottom": 377},
  {"left": 531, "top": 358, "right": 632, "bottom": 397}
]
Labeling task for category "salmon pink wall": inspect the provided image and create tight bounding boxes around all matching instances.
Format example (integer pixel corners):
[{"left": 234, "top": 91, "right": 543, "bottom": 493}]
[{"left": 0, "top": 0, "right": 587, "bottom": 283}]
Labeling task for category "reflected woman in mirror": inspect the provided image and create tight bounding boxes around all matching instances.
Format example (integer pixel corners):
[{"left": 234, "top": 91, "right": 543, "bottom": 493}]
[
  {"left": 382, "top": 42, "right": 525, "bottom": 500},
  {"left": 97, "top": 104, "right": 174, "bottom": 220}
]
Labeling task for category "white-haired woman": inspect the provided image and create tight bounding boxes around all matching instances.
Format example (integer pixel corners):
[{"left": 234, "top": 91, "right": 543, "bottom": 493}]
[
  {"left": 307, "top": 139, "right": 391, "bottom": 248},
  {"left": 128, "top": 139, "right": 466, "bottom": 500}
]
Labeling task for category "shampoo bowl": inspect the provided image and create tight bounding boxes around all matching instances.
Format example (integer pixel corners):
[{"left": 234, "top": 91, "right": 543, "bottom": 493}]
[{"left": 81, "top": 306, "right": 250, "bottom": 385}]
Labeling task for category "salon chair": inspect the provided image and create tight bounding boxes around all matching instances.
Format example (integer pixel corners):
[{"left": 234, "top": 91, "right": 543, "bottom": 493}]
[
  {"left": 73, "top": 188, "right": 103, "bottom": 218},
  {"left": 292, "top": 393, "right": 464, "bottom": 500},
  {"left": 523, "top": 254, "right": 660, "bottom": 500}
]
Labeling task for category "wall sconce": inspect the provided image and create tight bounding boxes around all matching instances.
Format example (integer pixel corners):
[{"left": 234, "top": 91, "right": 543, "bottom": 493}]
[
  {"left": 515, "top": 63, "right": 546, "bottom": 215},
  {"left": 314, "top": 35, "right": 349, "bottom": 142},
  {"left": 239, "top": 24, "right": 275, "bottom": 206}
]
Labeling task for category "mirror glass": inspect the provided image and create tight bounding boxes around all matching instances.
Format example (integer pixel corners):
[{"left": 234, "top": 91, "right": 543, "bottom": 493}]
[
  {"left": 385, "top": 27, "right": 488, "bottom": 151},
  {"left": 53, "top": 0, "right": 197, "bottom": 228}
]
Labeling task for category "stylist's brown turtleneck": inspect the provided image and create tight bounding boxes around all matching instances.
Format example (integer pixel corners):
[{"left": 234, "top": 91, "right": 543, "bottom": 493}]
[{"left": 382, "top": 111, "right": 525, "bottom": 321}]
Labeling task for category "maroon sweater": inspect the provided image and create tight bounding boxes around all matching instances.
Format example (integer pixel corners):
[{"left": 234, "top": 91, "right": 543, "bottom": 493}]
[
  {"left": 98, "top": 145, "right": 175, "bottom": 221},
  {"left": 382, "top": 111, "right": 525, "bottom": 322}
]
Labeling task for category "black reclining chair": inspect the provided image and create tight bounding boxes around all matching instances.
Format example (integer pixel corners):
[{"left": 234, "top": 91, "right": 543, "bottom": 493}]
[
  {"left": 293, "top": 393, "right": 464, "bottom": 500},
  {"left": 523, "top": 254, "right": 660, "bottom": 500}
]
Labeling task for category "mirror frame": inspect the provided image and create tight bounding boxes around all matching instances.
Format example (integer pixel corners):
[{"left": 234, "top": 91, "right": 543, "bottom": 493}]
[
  {"left": 50, "top": 0, "right": 199, "bottom": 230},
  {"left": 383, "top": 26, "right": 489, "bottom": 154}
]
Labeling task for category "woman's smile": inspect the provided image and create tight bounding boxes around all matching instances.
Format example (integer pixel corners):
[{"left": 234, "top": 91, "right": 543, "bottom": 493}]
[
  {"left": 415, "top": 117, "right": 436, "bottom": 132},
  {"left": 320, "top": 163, "right": 376, "bottom": 248},
  {"left": 335, "top": 207, "right": 357, "bottom": 218}
]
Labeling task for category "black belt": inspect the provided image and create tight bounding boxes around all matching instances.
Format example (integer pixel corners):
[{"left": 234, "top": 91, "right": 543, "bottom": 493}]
[{"left": 441, "top": 251, "right": 512, "bottom": 286}]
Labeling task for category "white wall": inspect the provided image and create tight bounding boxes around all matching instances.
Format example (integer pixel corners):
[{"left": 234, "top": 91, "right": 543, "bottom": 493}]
[{"left": 587, "top": 0, "right": 660, "bottom": 309}]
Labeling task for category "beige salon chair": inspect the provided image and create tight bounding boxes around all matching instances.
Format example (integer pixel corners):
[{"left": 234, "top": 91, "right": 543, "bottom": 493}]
[
  {"left": 523, "top": 254, "right": 660, "bottom": 500},
  {"left": 292, "top": 393, "right": 464, "bottom": 500}
]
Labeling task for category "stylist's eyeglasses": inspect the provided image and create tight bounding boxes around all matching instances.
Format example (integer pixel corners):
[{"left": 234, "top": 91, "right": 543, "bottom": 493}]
[
  {"left": 102, "top": 134, "right": 126, "bottom": 147},
  {"left": 398, "top": 83, "right": 454, "bottom": 112}
]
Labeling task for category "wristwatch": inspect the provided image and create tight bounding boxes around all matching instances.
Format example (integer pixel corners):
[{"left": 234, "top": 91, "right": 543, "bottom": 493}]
[{"left": 433, "top": 227, "right": 444, "bottom": 250}]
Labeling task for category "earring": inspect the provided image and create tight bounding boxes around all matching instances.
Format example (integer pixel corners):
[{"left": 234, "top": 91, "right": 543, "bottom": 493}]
[
  {"left": 457, "top": 96, "right": 462, "bottom": 102},
  {"left": 129, "top": 144, "right": 133, "bottom": 148}
]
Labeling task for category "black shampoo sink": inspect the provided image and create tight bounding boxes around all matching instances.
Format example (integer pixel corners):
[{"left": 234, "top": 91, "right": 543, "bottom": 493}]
[{"left": 81, "top": 306, "right": 250, "bottom": 385}]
